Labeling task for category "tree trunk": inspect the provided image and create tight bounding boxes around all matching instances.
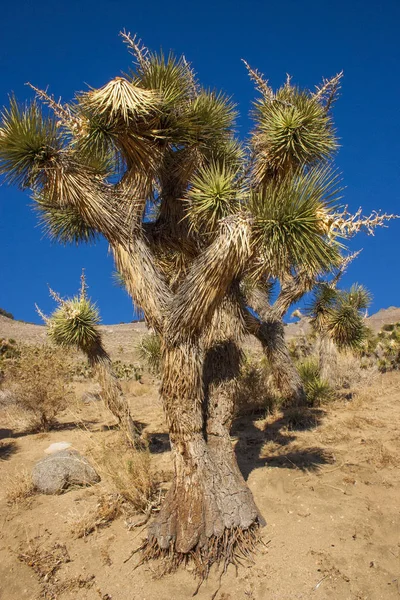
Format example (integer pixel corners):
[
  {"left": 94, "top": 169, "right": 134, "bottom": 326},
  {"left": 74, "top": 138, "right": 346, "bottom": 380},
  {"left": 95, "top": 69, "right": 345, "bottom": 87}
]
[
  {"left": 318, "top": 334, "right": 338, "bottom": 383},
  {"left": 145, "top": 338, "right": 261, "bottom": 574},
  {"left": 245, "top": 288, "right": 306, "bottom": 405},
  {"left": 87, "top": 348, "right": 139, "bottom": 445},
  {"left": 245, "top": 310, "right": 306, "bottom": 405}
]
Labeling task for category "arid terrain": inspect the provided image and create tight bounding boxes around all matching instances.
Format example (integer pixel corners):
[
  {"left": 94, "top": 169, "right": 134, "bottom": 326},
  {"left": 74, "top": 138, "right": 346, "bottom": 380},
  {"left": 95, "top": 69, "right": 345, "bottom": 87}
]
[{"left": 1, "top": 313, "right": 400, "bottom": 600}]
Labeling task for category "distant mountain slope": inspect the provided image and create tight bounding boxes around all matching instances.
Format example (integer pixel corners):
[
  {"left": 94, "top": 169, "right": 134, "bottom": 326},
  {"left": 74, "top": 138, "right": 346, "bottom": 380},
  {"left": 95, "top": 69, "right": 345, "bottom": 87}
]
[{"left": 1, "top": 306, "right": 400, "bottom": 357}]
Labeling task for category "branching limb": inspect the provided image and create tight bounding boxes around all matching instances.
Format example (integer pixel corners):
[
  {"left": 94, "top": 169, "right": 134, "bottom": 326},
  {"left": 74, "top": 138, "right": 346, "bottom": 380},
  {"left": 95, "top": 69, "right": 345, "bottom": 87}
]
[
  {"left": 165, "top": 214, "right": 253, "bottom": 340},
  {"left": 112, "top": 241, "right": 171, "bottom": 333},
  {"left": 26, "top": 82, "right": 82, "bottom": 131}
]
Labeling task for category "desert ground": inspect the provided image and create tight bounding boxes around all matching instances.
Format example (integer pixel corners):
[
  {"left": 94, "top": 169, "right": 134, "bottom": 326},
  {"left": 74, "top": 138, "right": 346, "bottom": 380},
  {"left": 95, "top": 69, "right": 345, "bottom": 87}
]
[{"left": 0, "top": 314, "right": 399, "bottom": 600}]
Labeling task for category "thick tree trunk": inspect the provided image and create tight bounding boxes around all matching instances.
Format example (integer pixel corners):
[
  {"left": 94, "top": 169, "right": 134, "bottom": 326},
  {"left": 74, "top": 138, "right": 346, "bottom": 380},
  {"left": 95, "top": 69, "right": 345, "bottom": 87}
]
[{"left": 145, "top": 338, "right": 261, "bottom": 573}]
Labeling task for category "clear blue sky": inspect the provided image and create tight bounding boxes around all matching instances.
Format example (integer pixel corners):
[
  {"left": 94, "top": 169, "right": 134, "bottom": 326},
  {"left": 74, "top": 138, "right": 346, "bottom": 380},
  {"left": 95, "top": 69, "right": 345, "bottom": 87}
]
[{"left": 0, "top": 0, "right": 399, "bottom": 324}]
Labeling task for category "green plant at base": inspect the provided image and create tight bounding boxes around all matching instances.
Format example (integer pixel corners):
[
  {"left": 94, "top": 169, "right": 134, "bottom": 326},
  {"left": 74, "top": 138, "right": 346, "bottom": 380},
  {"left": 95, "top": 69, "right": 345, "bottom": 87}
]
[
  {"left": 137, "top": 333, "right": 162, "bottom": 375},
  {"left": 297, "top": 357, "right": 334, "bottom": 407}
]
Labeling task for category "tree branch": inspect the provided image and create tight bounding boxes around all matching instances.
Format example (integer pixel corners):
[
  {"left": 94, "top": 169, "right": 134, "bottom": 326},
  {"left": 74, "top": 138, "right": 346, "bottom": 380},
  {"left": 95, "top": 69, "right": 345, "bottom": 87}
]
[{"left": 166, "top": 214, "right": 253, "bottom": 340}]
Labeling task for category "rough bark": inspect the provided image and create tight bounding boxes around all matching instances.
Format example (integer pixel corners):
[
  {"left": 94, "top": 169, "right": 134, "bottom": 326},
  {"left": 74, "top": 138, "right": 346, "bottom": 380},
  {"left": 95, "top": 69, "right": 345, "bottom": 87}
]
[
  {"left": 88, "top": 350, "right": 139, "bottom": 445},
  {"left": 318, "top": 334, "right": 338, "bottom": 383},
  {"left": 146, "top": 338, "right": 261, "bottom": 570}
]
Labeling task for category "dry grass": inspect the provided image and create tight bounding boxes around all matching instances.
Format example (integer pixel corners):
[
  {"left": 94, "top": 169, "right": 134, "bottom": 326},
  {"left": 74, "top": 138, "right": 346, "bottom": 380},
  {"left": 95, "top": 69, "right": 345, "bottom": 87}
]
[
  {"left": 330, "top": 351, "right": 377, "bottom": 392},
  {"left": 89, "top": 432, "right": 159, "bottom": 513},
  {"left": 2, "top": 344, "right": 74, "bottom": 432},
  {"left": 16, "top": 537, "right": 95, "bottom": 598},
  {"left": 68, "top": 493, "right": 123, "bottom": 538},
  {"left": 6, "top": 469, "right": 35, "bottom": 506},
  {"left": 120, "top": 380, "right": 151, "bottom": 396},
  {"left": 17, "top": 538, "right": 70, "bottom": 581}
]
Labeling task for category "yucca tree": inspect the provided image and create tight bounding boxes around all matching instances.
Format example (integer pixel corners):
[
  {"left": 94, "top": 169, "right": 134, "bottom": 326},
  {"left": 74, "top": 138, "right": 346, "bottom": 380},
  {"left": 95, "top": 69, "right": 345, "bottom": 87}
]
[
  {"left": 37, "top": 274, "right": 139, "bottom": 444},
  {"left": 0, "top": 33, "right": 395, "bottom": 574},
  {"left": 235, "top": 68, "right": 391, "bottom": 405},
  {"left": 306, "top": 282, "right": 372, "bottom": 380}
]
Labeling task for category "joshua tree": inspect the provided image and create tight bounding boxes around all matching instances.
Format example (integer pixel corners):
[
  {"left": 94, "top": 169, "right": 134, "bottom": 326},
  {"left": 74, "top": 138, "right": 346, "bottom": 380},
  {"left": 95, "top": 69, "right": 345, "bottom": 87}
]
[
  {"left": 0, "top": 33, "right": 395, "bottom": 573},
  {"left": 245, "top": 250, "right": 364, "bottom": 403},
  {"left": 37, "top": 274, "right": 139, "bottom": 444},
  {"left": 306, "top": 282, "right": 372, "bottom": 380}
]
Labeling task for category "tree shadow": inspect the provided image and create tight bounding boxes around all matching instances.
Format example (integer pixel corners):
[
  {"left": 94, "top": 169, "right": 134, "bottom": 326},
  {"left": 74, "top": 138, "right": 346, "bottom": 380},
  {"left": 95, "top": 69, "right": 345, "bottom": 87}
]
[
  {"left": 0, "top": 428, "right": 13, "bottom": 440},
  {"left": 0, "top": 439, "right": 18, "bottom": 460},
  {"left": 234, "top": 406, "right": 330, "bottom": 480},
  {"left": 147, "top": 433, "right": 171, "bottom": 454}
]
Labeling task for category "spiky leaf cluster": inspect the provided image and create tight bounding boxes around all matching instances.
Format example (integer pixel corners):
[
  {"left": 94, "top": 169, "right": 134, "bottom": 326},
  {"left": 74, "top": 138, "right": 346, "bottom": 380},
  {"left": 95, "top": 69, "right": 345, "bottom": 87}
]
[
  {"left": 35, "top": 198, "right": 99, "bottom": 244},
  {"left": 251, "top": 81, "right": 338, "bottom": 183},
  {"left": 307, "top": 283, "right": 372, "bottom": 350},
  {"left": 186, "top": 162, "right": 243, "bottom": 233},
  {"left": 0, "top": 97, "right": 61, "bottom": 188},
  {"left": 250, "top": 167, "right": 342, "bottom": 278},
  {"left": 47, "top": 293, "right": 103, "bottom": 355}
]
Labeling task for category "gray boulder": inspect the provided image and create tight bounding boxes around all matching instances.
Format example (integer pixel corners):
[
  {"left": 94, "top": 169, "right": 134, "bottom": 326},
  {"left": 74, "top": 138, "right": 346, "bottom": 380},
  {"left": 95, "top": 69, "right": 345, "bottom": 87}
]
[{"left": 32, "top": 449, "right": 100, "bottom": 494}]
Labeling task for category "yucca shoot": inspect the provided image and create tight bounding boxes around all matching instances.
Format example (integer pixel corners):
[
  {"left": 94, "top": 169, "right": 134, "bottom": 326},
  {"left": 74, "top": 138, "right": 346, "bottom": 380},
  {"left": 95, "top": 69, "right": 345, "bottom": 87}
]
[{"left": 37, "top": 273, "right": 139, "bottom": 445}]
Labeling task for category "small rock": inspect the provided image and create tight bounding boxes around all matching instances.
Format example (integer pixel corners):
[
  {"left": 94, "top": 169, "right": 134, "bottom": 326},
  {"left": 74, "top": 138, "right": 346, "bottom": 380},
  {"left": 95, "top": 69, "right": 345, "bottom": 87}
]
[
  {"left": 32, "top": 449, "right": 100, "bottom": 494},
  {"left": 44, "top": 442, "right": 72, "bottom": 454}
]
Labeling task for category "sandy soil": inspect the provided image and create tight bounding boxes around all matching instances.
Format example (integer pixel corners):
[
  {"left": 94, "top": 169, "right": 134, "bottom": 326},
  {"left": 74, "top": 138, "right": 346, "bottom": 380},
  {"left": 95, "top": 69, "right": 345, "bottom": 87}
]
[{"left": 0, "top": 364, "right": 399, "bottom": 600}]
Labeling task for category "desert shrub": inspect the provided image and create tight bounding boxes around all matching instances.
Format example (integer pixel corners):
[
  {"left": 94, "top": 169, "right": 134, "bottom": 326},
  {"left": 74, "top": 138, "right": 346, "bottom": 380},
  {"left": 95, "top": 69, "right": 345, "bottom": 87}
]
[
  {"left": 2, "top": 344, "right": 73, "bottom": 431},
  {"left": 0, "top": 307, "right": 14, "bottom": 319},
  {"left": 72, "top": 361, "right": 94, "bottom": 379},
  {"left": 288, "top": 334, "right": 314, "bottom": 362},
  {"left": 360, "top": 323, "right": 400, "bottom": 372},
  {"left": 234, "top": 355, "right": 277, "bottom": 416},
  {"left": 73, "top": 359, "right": 142, "bottom": 381},
  {"left": 297, "top": 357, "right": 334, "bottom": 407},
  {"left": 137, "top": 332, "right": 162, "bottom": 375},
  {"left": 0, "top": 338, "right": 20, "bottom": 360},
  {"left": 112, "top": 360, "right": 142, "bottom": 381}
]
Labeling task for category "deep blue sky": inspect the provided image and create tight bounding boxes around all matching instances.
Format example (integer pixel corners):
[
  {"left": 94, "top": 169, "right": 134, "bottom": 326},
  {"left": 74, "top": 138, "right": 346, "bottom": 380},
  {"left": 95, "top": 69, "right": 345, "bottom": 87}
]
[{"left": 0, "top": 0, "right": 399, "bottom": 324}]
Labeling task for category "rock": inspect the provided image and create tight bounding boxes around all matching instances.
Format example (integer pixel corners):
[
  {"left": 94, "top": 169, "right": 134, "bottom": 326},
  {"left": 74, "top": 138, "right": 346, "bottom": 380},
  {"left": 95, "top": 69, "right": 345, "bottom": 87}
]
[
  {"left": 32, "top": 449, "right": 100, "bottom": 494},
  {"left": 44, "top": 441, "right": 72, "bottom": 454}
]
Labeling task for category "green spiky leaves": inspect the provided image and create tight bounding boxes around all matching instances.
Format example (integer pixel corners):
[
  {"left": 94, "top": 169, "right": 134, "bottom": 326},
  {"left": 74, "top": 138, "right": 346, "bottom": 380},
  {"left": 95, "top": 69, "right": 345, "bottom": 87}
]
[
  {"left": 307, "top": 283, "right": 372, "bottom": 350},
  {"left": 35, "top": 197, "right": 99, "bottom": 245},
  {"left": 181, "top": 91, "right": 238, "bottom": 149},
  {"left": 186, "top": 162, "right": 244, "bottom": 233},
  {"left": 44, "top": 278, "right": 104, "bottom": 356},
  {"left": 133, "top": 50, "right": 196, "bottom": 109},
  {"left": 0, "top": 97, "right": 61, "bottom": 188},
  {"left": 251, "top": 80, "right": 338, "bottom": 183},
  {"left": 250, "top": 167, "right": 342, "bottom": 278},
  {"left": 344, "top": 284, "right": 372, "bottom": 311}
]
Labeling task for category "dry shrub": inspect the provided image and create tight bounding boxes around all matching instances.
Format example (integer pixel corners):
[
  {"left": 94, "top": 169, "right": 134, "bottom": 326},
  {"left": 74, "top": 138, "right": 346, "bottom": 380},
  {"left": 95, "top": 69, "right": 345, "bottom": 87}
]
[
  {"left": 17, "top": 538, "right": 70, "bottom": 580},
  {"left": 91, "top": 433, "right": 158, "bottom": 512},
  {"left": 2, "top": 344, "right": 74, "bottom": 432},
  {"left": 330, "top": 350, "right": 377, "bottom": 392},
  {"left": 6, "top": 468, "right": 35, "bottom": 506},
  {"left": 68, "top": 493, "right": 122, "bottom": 538},
  {"left": 16, "top": 538, "right": 94, "bottom": 598}
]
